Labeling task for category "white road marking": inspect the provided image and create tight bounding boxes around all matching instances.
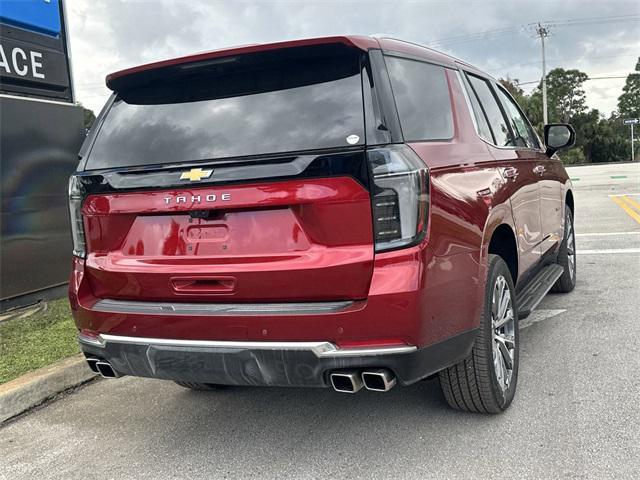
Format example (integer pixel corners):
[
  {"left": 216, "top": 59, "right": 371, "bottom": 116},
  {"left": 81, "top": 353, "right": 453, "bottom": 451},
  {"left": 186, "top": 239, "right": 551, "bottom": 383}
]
[
  {"left": 575, "top": 232, "right": 640, "bottom": 237},
  {"left": 520, "top": 309, "right": 566, "bottom": 330},
  {"left": 577, "top": 248, "right": 640, "bottom": 254}
]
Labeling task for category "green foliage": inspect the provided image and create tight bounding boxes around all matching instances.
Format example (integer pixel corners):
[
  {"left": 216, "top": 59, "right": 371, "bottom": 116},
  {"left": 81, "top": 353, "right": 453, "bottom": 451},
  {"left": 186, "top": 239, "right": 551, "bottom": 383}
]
[
  {"left": 617, "top": 57, "right": 639, "bottom": 119},
  {"left": 499, "top": 77, "right": 526, "bottom": 104},
  {"left": 499, "top": 77, "right": 541, "bottom": 136},
  {"left": 537, "top": 68, "right": 589, "bottom": 123},
  {"left": 76, "top": 101, "right": 96, "bottom": 129},
  {"left": 83, "top": 107, "right": 96, "bottom": 129},
  {"left": 558, "top": 148, "right": 585, "bottom": 165},
  {"left": 501, "top": 62, "right": 637, "bottom": 164}
]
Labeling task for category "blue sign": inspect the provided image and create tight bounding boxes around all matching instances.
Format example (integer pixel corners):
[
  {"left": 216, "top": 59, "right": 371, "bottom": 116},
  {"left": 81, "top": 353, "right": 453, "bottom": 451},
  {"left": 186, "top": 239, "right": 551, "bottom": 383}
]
[{"left": 0, "top": 0, "right": 62, "bottom": 37}]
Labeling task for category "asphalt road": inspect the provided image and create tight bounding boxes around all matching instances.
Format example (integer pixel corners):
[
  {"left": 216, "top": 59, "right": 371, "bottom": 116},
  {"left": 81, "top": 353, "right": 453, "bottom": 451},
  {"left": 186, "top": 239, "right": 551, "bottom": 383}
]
[{"left": 2, "top": 163, "right": 639, "bottom": 480}]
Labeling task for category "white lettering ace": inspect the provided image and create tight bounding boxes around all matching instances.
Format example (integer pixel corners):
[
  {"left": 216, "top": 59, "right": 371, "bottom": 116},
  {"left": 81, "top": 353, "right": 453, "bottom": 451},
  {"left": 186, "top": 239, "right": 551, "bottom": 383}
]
[{"left": 0, "top": 44, "right": 46, "bottom": 79}]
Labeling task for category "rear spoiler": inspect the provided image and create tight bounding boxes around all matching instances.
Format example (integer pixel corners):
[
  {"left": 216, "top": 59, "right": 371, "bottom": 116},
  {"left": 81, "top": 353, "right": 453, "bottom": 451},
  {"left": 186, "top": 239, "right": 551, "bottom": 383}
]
[{"left": 105, "top": 35, "right": 379, "bottom": 92}]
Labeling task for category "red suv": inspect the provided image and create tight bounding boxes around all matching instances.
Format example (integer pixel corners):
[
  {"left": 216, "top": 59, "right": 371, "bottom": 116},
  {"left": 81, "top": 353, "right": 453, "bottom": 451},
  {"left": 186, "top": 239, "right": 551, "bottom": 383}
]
[{"left": 69, "top": 36, "right": 576, "bottom": 413}]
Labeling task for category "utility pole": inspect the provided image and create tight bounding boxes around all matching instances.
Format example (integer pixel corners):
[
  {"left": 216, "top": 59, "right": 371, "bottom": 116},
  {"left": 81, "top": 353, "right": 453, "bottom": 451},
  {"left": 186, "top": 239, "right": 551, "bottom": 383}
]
[
  {"left": 536, "top": 23, "right": 550, "bottom": 125},
  {"left": 624, "top": 119, "right": 638, "bottom": 162},
  {"left": 632, "top": 123, "right": 635, "bottom": 162}
]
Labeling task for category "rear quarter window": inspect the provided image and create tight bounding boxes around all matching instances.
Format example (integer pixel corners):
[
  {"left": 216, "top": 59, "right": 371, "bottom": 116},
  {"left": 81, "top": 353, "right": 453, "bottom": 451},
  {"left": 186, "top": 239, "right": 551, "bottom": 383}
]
[
  {"left": 466, "top": 74, "right": 511, "bottom": 147},
  {"left": 384, "top": 56, "right": 453, "bottom": 142}
]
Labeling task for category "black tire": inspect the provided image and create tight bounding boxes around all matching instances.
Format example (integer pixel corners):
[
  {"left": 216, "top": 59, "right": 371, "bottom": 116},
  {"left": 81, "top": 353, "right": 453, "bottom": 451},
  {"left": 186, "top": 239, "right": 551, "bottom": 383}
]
[
  {"left": 174, "top": 381, "right": 227, "bottom": 391},
  {"left": 438, "top": 254, "right": 519, "bottom": 413},
  {"left": 551, "top": 208, "right": 576, "bottom": 293}
]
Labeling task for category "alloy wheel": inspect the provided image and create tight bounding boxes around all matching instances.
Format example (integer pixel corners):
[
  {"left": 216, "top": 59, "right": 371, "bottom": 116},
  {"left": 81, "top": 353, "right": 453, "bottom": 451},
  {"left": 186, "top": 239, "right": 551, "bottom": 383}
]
[
  {"left": 566, "top": 219, "right": 576, "bottom": 281},
  {"left": 491, "top": 275, "right": 515, "bottom": 392}
]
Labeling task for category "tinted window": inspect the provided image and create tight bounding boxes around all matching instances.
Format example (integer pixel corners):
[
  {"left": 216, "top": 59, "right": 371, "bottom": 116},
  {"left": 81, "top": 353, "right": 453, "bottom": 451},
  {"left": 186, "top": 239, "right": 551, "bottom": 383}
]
[
  {"left": 86, "top": 51, "right": 365, "bottom": 169},
  {"left": 385, "top": 56, "right": 453, "bottom": 141},
  {"left": 459, "top": 72, "right": 494, "bottom": 143},
  {"left": 496, "top": 87, "right": 540, "bottom": 149},
  {"left": 466, "top": 74, "right": 511, "bottom": 147}
]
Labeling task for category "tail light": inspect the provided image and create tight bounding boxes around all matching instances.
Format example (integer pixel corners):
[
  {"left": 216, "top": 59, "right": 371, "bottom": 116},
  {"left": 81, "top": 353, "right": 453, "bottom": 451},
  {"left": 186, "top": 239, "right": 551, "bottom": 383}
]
[
  {"left": 367, "top": 145, "right": 429, "bottom": 252},
  {"left": 68, "top": 175, "right": 87, "bottom": 258}
]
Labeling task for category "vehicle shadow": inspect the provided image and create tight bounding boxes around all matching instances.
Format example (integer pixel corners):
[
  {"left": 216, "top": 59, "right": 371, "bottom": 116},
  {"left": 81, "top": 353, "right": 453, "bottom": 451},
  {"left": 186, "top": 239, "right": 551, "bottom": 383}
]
[{"left": 144, "top": 374, "right": 506, "bottom": 459}]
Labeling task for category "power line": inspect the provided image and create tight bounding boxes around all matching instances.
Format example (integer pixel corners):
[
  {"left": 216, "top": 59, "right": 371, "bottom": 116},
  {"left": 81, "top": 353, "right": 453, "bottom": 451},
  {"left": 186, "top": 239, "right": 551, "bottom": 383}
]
[
  {"left": 515, "top": 75, "right": 630, "bottom": 86},
  {"left": 427, "top": 14, "right": 640, "bottom": 47},
  {"left": 487, "top": 53, "right": 638, "bottom": 74},
  {"left": 543, "top": 15, "right": 640, "bottom": 27}
]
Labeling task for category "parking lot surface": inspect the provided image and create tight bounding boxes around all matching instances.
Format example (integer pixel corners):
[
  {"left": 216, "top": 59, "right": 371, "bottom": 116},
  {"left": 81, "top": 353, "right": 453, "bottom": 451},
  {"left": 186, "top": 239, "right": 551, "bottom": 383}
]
[{"left": 1, "top": 163, "right": 639, "bottom": 480}]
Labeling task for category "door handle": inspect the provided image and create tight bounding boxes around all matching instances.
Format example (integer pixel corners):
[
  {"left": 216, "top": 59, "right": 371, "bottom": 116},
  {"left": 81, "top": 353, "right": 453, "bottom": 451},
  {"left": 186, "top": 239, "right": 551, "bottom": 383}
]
[
  {"left": 502, "top": 167, "right": 519, "bottom": 180},
  {"left": 533, "top": 165, "right": 546, "bottom": 175},
  {"left": 171, "top": 276, "right": 236, "bottom": 294}
]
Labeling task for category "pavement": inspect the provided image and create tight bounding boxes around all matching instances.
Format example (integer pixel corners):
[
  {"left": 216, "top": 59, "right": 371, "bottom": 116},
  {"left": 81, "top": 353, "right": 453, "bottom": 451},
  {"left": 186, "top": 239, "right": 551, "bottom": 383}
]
[{"left": 1, "top": 162, "right": 639, "bottom": 480}]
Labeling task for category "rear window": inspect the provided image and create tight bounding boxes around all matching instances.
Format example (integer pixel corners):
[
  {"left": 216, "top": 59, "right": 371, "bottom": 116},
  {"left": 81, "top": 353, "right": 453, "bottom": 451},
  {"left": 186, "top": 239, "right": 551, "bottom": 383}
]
[
  {"left": 86, "top": 47, "right": 365, "bottom": 169},
  {"left": 384, "top": 56, "right": 453, "bottom": 142}
]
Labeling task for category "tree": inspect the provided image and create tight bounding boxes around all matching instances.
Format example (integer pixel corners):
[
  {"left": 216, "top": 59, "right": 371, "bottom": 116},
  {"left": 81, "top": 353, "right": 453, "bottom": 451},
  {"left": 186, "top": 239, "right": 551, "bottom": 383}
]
[
  {"left": 574, "top": 110, "right": 627, "bottom": 163},
  {"left": 83, "top": 107, "right": 96, "bottom": 129},
  {"left": 530, "top": 68, "right": 589, "bottom": 124},
  {"left": 617, "top": 57, "right": 640, "bottom": 119},
  {"left": 76, "top": 102, "right": 96, "bottom": 129},
  {"left": 499, "top": 77, "right": 526, "bottom": 104},
  {"left": 499, "top": 77, "right": 541, "bottom": 134},
  {"left": 494, "top": 68, "right": 630, "bottom": 164}
]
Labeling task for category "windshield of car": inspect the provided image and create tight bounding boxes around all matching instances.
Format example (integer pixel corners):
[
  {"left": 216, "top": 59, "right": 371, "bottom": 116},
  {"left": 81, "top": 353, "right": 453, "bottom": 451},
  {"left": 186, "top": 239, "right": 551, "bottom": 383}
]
[{"left": 85, "top": 46, "right": 365, "bottom": 169}]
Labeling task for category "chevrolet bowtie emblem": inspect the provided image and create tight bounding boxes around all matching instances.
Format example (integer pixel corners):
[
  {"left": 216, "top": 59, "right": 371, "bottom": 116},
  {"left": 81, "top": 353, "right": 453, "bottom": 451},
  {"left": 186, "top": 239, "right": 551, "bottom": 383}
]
[{"left": 180, "top": 168, "right": 213, "bottom": 182}]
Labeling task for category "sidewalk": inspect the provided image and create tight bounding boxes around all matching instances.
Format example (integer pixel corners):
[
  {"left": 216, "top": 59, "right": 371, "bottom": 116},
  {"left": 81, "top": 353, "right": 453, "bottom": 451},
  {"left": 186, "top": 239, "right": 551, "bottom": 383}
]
[{"left": 0, "top": 354, "right": 96, "bottom": 423}]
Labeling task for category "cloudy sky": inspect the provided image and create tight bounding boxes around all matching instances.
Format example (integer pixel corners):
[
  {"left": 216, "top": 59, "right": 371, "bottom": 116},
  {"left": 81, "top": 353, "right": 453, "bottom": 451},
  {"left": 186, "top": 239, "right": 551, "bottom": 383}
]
[{"left": 66, "top": 0, "right": 639, "bottom": 116}]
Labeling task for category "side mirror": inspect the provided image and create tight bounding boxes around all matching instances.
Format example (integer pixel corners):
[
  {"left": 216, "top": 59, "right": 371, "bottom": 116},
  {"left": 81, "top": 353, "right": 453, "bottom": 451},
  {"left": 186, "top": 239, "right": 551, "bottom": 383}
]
[{"left": 544, "top": 123, "right": 575, "bottom": 157}]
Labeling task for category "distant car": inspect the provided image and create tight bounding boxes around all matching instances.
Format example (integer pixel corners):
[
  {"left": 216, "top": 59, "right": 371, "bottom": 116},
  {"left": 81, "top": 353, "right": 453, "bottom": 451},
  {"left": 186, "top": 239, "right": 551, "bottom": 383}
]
[{"left": 69, "top": 36, "right": 576, "bottom": 413}]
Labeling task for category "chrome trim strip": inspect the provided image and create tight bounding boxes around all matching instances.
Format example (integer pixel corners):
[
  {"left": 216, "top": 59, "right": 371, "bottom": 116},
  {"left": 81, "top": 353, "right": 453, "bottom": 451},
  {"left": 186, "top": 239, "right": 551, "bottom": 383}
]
[
  {"left": 0, "top": 93, "right": 76, "bottom": 107},
  {"left": 321, "top": 345, "right": 417, "bottom": 357},
  {"left": 92, "top": 298, "right": 355, "bottom": 316},
  {"left": 78, "top": 333, "right": 417, "bottom": 358}
]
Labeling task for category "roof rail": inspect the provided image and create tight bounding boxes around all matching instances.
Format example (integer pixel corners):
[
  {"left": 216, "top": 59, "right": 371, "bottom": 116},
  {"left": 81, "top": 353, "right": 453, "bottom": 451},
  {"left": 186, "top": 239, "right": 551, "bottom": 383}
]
[{"left": 372, "top": 35, "right": 489, "bottom": 77}]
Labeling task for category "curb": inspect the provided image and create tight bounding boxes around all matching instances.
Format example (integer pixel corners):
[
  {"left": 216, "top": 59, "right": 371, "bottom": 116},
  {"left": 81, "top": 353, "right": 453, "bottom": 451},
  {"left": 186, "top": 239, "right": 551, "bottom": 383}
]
[{"left": 0, "top": 354, "right": 97, "bottom": 423}]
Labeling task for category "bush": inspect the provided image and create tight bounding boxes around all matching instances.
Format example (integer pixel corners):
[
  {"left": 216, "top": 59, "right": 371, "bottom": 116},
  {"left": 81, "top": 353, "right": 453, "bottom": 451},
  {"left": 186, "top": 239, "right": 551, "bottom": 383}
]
[{"left": 559, "top": 148, "right": 586, "bottom": 165}]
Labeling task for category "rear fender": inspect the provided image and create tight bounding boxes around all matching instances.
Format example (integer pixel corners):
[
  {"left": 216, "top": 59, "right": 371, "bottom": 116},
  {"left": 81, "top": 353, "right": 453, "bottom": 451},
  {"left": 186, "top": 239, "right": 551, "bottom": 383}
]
[{"left": 476, "top": 202, "right": 517, "bottom": 321}]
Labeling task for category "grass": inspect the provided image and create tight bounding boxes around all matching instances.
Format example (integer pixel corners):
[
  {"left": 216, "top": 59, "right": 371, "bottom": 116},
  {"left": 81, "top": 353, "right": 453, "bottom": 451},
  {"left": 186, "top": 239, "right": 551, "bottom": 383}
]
[{"left": 0, "top": 298, "right": 79, "bottom": 384}]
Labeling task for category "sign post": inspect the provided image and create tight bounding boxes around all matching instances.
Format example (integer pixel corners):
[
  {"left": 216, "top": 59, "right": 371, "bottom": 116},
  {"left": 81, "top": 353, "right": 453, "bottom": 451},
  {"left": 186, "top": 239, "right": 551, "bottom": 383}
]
[{"left": 624, "top": 118, "right": 639, "bottom": 162}]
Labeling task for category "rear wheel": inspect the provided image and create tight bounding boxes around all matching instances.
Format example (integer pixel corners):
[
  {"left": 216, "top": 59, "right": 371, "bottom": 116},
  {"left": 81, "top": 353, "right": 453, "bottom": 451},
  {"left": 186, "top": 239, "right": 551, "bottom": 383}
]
[
  {"left": 174, "top": 381, "right": 227, "bottom": 391},
  {"left": 438, "top": 254, "right": 519, "bottom": 413},
  {"left": 551, "top": 208, "right": 576, "bottom": 293}
]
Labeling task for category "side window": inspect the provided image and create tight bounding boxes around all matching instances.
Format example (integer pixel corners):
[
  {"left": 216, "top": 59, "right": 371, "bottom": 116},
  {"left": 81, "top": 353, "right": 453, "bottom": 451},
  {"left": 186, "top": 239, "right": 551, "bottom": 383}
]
[
  {"left": 459, "top": 72, "right": 494, "bottom": 143},
  {"left": 385, "top": 56, "right": 454, "bottom": 141},
  {"left": 466, "top": 74, "right": 512, "bottom": 147},
  {"left": 495, "top": 87, "right": 540, "bottom": 149}
]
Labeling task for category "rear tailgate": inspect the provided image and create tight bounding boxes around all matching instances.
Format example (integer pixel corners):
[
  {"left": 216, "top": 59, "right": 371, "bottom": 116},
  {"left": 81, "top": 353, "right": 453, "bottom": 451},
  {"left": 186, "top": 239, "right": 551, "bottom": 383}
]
[
  {"left": 82, "top": 175, "right": 374, "bottom": 302},
  {"left": 77, "top": 42, "right": 377, "bottom": 303}
]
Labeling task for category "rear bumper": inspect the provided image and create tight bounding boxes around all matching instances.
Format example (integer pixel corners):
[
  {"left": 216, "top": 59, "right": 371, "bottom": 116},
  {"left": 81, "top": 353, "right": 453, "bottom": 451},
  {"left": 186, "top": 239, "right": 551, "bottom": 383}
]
[
  {"left": 79, "top": 329, "right": 477, "bottom": 387},
  {"left": 70, "top": 245, "right": 483, "bottom": 349}
]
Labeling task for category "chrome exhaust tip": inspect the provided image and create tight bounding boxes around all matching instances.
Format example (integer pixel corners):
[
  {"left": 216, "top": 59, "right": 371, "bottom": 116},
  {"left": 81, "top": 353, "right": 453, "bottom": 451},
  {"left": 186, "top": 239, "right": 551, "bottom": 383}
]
[
  {"left": 362, "top": 369, "right": 396, "bottom": 392},
  {"left": 95, "top": 361, "right": 119, "bottom": 378},
  {"left": 330, "top": 370, "right": 363, "bottom": 393},
  {"left": 86, "top": 358, "right": 100, "bottom": 374}
]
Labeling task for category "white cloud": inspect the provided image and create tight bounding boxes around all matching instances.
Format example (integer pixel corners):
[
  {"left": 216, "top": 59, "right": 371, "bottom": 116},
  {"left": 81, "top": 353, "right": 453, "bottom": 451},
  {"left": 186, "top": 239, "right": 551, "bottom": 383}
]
[{"left": 66, "top": 0, "right": 640, "bottom": 115}]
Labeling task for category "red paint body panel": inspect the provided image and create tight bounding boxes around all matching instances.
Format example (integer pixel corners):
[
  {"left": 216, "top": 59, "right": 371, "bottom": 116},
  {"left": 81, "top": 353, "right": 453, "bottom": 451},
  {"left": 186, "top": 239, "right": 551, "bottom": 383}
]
[
  {"left": 106, "top": 35, "right": 381, "bottom": 90},
  {"left": 81, "top": 178, "right": 375, "bottom": 302},
  {"left": 70, "top": 242, "right": 480, "bottom": 348}
]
